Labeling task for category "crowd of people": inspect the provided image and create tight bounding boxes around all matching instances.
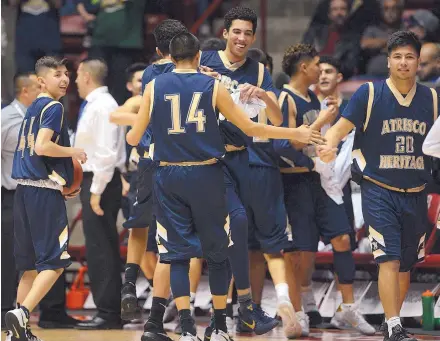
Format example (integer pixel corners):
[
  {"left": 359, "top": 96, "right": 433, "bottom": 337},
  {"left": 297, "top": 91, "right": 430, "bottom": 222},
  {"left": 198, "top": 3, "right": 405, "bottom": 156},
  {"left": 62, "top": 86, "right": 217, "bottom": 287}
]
[{"left": 1, "top": 2, "right": 440, "bottom": 341}]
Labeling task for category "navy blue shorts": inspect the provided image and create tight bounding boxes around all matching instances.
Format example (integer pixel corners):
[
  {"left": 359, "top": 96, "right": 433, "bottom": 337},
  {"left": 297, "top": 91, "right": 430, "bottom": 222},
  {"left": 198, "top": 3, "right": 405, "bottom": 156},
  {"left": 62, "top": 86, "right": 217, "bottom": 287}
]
[
  {"left": 147, "top": 219, "right": 158, "bottom": 253},
  {"left": 14, "top": 185, "right": 71, "bottom": 272},
  {"left": 283, "top": 172, "right": 352, "bottom": 252},
  {"left": 153, "top": 163, "right": 229, "bottom": 263},
  {"left": 123, "top": 158, "right": 157, "bottom": 229},
  {"left": 222, "top": 149, "right": 250, "bottom": 208},
  {"left": 247, "top": 166, "right": 290, "bottom": 254},
  {"left": 361, "top": 180, "right": 429, "bottom": 272}
]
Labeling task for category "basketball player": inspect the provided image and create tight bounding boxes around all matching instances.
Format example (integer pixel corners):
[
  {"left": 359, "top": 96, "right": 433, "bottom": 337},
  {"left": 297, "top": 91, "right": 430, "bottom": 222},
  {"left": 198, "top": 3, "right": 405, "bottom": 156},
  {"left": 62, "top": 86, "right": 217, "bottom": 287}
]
[
  {"left": 280, "top": 44, "right": 375, "bottom": 336},
  {"left": 127, "top": 31, "right": 324, "bottom": 341},
  {"left": 319, "top": 30, "right": 438, "bottom": 341},
  {"left": 5, "top": 56, "right": 87, "bottom": 341},
  {"left": 109, "top": 62, "right": 161, "bottom": 321},
  {"left": 200, "top": 7, "right": 301, "bottom": 338}
]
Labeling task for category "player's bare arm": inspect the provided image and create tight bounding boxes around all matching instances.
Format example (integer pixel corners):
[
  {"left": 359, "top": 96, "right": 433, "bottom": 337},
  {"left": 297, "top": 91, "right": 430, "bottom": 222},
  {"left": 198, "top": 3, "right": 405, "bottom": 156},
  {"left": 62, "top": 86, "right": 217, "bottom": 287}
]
[
  {"left": 109, "top": 95, "right": 141, "bottom": 126},
  {"left": 310, "top": 97, "right": 339, "bottom": 131},
  {"left": 239, "top": 83, "right": 283, "bottom": 126},
  {"left": 318, "top": 117, "right": 354, "bottom": 163},
  {"left": 126, "top": 81, "right": 152, "bottom": 146},
  {"left": 35, "top": 128, "right": 87, "bottom": 163},
  {"left": 217, "top": 83, "right": 323, "bottom": 144}
]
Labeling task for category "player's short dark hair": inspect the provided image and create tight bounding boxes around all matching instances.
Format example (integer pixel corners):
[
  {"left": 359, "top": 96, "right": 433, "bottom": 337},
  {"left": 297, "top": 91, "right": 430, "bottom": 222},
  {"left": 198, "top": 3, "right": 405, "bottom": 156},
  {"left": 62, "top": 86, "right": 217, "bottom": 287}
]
[
  {"left": 282, "top": 44, "right": 318, "bottom": 77},
  {"left": 200, "top": 37, "right": 226, "bottom": 51},
  {"left": 247, "top": 48, "right": 273, "bottom": 74},
  {"left": 13, "top": 72, "right": 36, "bottom": 95},
  {"left": 35, "top": 56, "right": 67, "bottom": 76},
  {"left": 126, "top": 62, "right": 147, "bottom": 82},
  {"left": 170, "top": 32, "right": 200, "bottom": 62},
  {"left": 224, "top": 6, "right": 258, "bottom": 33},
  {"left": 153, "top": 19, "right": 188, "bottom": 55},
  {"left": 387, "top": 30, "right": 422, "bottom": 56},
  {"left": 319, "top": 55, "right": 341, "bottom": 73}
]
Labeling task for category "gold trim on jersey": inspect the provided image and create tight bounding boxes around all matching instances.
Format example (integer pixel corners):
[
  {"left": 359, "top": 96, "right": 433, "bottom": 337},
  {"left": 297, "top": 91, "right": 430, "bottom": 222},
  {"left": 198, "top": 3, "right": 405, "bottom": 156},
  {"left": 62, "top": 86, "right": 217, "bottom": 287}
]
[
  {"left": 212, "top": 79, "right": 219, "bottom": 111},
  {"left": 48, "top": 170, "right": 67, "bottom": 186},
  {"left": 278, "top": 91, "right": 288, "bottom": 107},
  {"left": 431, "top": 88, "right": 438, "bottom": 121},
  {"left": 149, "top": 79, "right": 155, "bottom": 118},
  {"left": 172, "top": 69, "right": 198, "bottom": 74},
  {"left": 279, "top": 167, "right": 310, "bottom": 174},
  {"left": 283, "top": 84, "right": 311, "bottom": 103},
  {"left": 39, "top": 101, "right": 63, "bottom": 130},
  {"left": 37, "top": 93, "right": 55, "bottom": 100},
  {"left": 218, "top": 50, "right": 246, "bottom": 71},
  {"left": 225, "top": 145, "right": 246, "bottom": 152},
  {"left": 363, "top": 82, "right": 374, "bottom": 131},
  {"left": 159, "top": 158, "right": 217, "bottom": 166},
  {"left": 257, "top": 63, "right": 264, "bottom": 88},
  {"left": 364, "top": 175, "right": 425, "bottom": 193},
  {"left": 386, "top": 78, "right": 417, "bottom": 107}
]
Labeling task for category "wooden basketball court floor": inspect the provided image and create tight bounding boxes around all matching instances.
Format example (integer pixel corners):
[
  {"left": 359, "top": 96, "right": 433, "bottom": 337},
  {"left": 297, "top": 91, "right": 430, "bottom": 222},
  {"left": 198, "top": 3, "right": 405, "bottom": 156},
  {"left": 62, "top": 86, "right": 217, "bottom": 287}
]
[{"left": 3, "top": 323, "right": 440, "bottom": 341}]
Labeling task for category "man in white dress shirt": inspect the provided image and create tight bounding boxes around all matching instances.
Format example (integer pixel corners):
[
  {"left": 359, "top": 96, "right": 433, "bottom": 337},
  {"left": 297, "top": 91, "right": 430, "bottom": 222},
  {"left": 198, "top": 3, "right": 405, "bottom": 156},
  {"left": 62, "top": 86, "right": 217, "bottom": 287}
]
[{"left": 73, "top": 58, "right": 126, "bottom": 329}]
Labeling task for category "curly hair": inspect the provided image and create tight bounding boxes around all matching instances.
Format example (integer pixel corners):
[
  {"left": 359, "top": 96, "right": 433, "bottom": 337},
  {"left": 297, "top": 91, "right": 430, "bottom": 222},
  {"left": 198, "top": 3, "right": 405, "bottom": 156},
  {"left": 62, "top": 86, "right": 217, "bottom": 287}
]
[
  {"left": 224, "top": 6, "right": 258, "bottom": 33},
  {"left": 153, "top": 19, "right": 188, "bottom": 55},
  {"left": 282, "top": 44, "right": 318, "bottom": 77}
]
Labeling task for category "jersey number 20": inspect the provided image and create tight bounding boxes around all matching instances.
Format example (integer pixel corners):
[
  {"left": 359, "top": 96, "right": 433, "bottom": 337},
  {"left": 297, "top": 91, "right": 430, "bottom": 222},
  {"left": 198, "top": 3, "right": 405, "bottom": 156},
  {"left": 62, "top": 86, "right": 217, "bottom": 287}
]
[{"left": 166, "top": 93, "right": 206, "bottom": 134}]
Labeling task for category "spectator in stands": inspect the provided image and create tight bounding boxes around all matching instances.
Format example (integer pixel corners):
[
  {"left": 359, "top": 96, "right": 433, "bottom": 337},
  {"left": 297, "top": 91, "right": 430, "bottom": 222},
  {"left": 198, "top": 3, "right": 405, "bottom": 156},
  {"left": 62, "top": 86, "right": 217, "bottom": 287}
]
[
  {"left": 82, "top": 0, "right": 147, "bottom": 105},
  {"left": 302, "top": 0, "right": 360, "bottom": 79},
  {"left": 418, "top": 42, "right": 440, "bottom": 83},
  {"left": 200, "top": 37, "right": 226, "bottom": 51},
  {"left": 76, "top": 0, "right": 100, "bottom": 48},
  {"left": 406, "top": 9, "right": 440, "bottom": 43},
  {"left": 361, "top": 0, "right": 404, "bottom": 78},
  {"left": 12, "top": 0, "right": 63, "bottom": 73}
]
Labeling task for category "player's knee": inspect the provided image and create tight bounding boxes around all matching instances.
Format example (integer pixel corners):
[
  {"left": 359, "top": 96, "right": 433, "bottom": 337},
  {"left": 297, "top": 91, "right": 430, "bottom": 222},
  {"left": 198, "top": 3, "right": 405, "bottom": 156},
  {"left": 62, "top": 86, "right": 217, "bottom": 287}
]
[
  {"left": 229, "top": 208, "right": 248, "bottom": 231},
  {"left": 206, "top": 258, "right": 229, "bottom": 295},
  {"left": 170, "top": 259, "right": 190, "bottom": 298},
  {"left": 333, "top": 250, "right": 355, "bottom": 284},
  {"left": 331, "top": 234, "right": 351, "bottom": 252}
]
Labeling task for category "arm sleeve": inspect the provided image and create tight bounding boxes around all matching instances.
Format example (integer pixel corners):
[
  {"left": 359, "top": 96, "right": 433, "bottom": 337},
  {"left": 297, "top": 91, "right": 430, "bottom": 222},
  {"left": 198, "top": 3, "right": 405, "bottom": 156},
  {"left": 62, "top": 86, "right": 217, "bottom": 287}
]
[
  {"left": 40, "top": 102, "right": 64, "bottom": 134},
  {"left": 89, "top": 105, "right": 121, "bottom": 195},
  {"left": 423, "top": 117, "right": 440, "bottom": 158},
  {"left": 341, "top": 83, "right": 370, "bottom": 130}
]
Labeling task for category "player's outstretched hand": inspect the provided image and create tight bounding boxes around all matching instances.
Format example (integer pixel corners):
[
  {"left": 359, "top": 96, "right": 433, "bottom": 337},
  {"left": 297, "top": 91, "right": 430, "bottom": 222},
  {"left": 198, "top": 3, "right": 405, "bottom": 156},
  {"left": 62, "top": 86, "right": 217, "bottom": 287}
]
[
  {"left": 73, "top": 148, "right": 87, "bottom": 164},
  {"left": 239, "top": 83, "right": 266, "bottom": 103},
  {"left": 199, "top": 65, "right": 220, "bottom": 79},
  {"left": 293, "top": 125, "right": 326, "bottom": 145},
  {"left": 90, "top": 193, "right": 104, "bottom": 216},
  {"left": 317, "top": 144, "right": 338, "bottom": 163}
]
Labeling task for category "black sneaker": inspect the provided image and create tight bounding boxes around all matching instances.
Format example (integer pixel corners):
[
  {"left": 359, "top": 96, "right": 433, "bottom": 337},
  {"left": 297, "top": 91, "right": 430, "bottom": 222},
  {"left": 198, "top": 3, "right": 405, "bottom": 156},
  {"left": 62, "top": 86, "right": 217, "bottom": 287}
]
[
  {"left": 25, "top": 325, "right": 43, "bottom": 341},
  {"left": 306, "top": 310, "right": 322, "bottom": 327},
  {"left": 389, "top": 325, "right": 417, "bottom": 341},
  {"left": 142, "top": 320, "right": 172, "bottom": 341},
  {"left": 121, "top": 282, "right": 141, "bottom": 321},
  {"left": 5, "top": 308, "right": 28, "bottom": 341},
  {"left": 204, "top": 315, "right": 215, "bottom": 341},
  {"left": 380, "top": 322, "right": 390, "bottom": 341}
]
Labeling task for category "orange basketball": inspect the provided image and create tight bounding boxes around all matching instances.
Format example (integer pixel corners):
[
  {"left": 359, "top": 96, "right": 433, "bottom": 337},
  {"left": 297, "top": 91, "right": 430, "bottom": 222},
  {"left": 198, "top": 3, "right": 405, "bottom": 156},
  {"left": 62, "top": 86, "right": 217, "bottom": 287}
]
[{"left": 63, "top": 158, "right": 83, "bottom": 196}]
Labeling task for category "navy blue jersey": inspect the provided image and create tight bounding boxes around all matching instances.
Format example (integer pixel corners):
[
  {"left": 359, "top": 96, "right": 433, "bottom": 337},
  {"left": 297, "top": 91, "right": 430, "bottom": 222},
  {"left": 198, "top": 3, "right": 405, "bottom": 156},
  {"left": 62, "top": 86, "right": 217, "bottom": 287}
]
[
  {"left": 343, "top": 80, "right": 438, "bottom": 190},
  {"left": 200, "top": 50, "right": 275, "bottom": 148},
  {"left": 150, "top": 70, "right": 225, "bottom": 163},
  {"left": 139, "top": 60, "right": 175, "bottom": 154},
  {"left": 12, "top": 95, "right": 74, "bottom": 186},
  {"left": 278, "top": 85, "right": 321, "bottom": 170}
]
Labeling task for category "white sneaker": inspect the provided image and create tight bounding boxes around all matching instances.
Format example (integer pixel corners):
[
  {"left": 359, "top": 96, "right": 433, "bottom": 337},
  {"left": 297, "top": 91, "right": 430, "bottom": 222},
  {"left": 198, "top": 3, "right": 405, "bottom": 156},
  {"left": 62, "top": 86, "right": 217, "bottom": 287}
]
[
  {"left": 295, "top": 311, "right": 310, "bottom": 337},
  {"left": 163, "top": 299, "right": 178, "bottom": 323},
  {"left": 332, "top": 305, "right": 376, "bottom": 335},
  {"left": 5, "top": 308, "right": 28, "bottom": 341},
  {"left": 179, "top": 332, "right": 200, "bottom": 341},
  {"left": 277, "top": 297, "right": 301, "bottom": 339},
  {"left": 211, "top": 330, "right": 232, "bottom": 341}
]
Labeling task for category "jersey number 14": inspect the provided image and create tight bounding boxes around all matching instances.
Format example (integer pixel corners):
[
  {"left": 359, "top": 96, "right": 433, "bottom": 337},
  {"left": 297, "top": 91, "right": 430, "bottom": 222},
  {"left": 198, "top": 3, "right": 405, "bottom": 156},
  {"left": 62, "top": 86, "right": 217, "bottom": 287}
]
[
  {"left": 17, "top": 117, "right": 36, "bottom": 158},
  {"left": 166, "top": 93, "right": 206, "bottom": 134}
]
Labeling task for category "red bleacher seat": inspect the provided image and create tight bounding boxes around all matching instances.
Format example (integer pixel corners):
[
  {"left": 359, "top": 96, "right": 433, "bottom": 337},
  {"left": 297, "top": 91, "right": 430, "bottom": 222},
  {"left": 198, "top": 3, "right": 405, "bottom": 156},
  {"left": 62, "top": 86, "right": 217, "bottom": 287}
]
[{"left": 339, "top": 80, "right": 367, "bottom": 97}]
